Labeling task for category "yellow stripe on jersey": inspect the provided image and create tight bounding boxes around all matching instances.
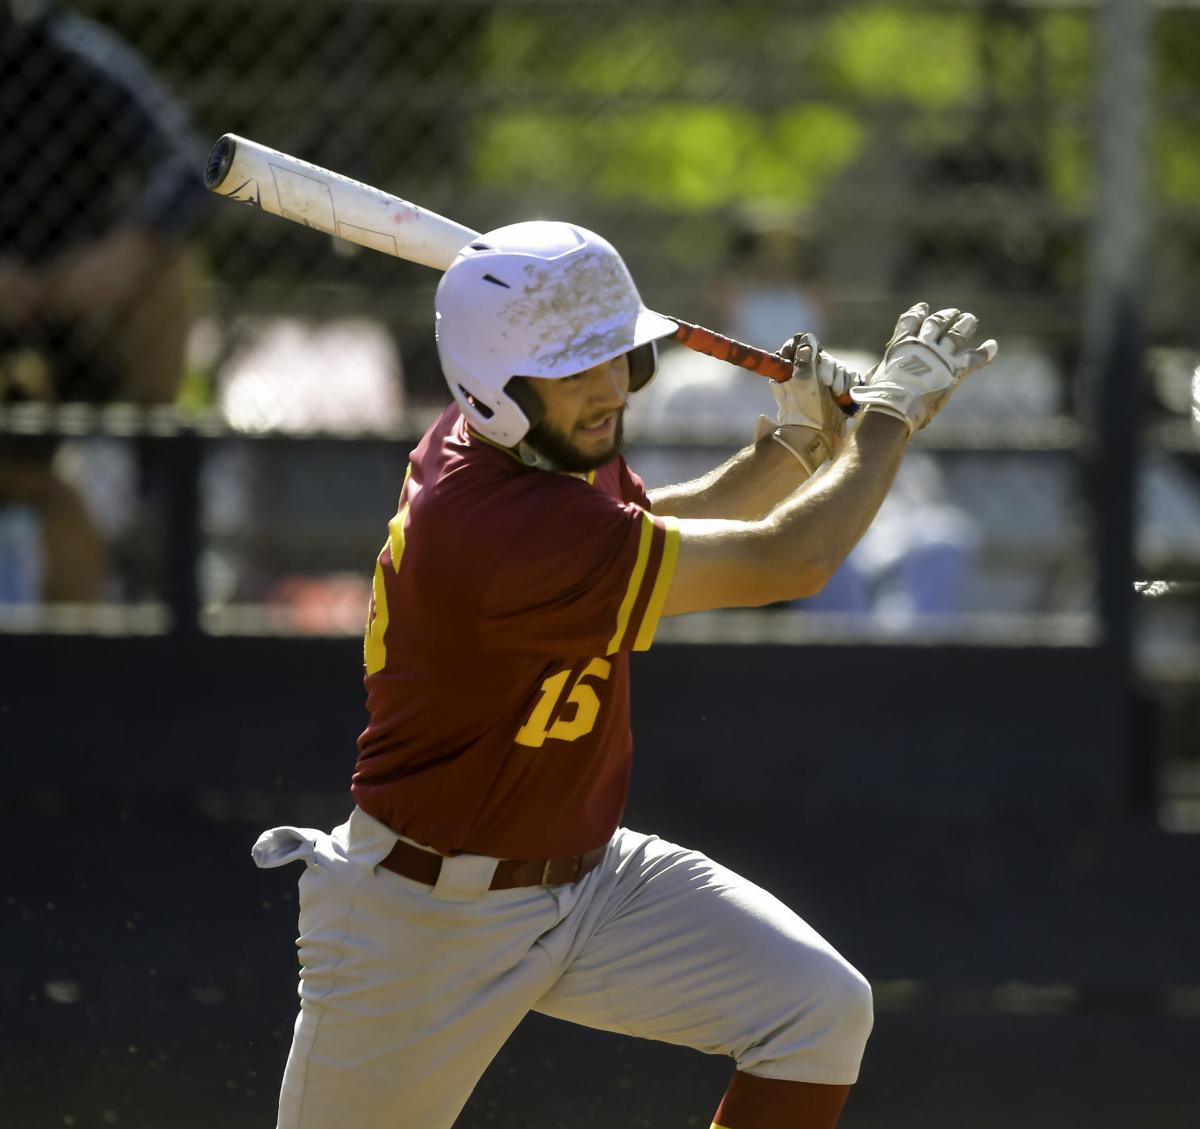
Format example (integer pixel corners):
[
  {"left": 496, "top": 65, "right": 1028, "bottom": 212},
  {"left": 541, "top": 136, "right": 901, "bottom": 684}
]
[
  {"left": 364, "top": 558, "right": 390, "bottom": 675},
  {"left": 606, "top": 511, "right": 655, "bottom": 655},
  {"left": 388, "top": 506, "right": 410, "bottom": 573},
  {"left": 387, "top": 466, "right": 412, "bottom": 573},
  {"left": 633, "top": 516, "right": 680, "bottom": 651}
]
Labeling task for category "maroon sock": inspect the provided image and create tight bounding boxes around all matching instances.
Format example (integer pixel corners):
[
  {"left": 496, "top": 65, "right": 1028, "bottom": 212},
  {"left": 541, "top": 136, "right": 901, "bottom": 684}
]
[{"left": 712, "top": 1070, "right": 851, "bottom": 1129}]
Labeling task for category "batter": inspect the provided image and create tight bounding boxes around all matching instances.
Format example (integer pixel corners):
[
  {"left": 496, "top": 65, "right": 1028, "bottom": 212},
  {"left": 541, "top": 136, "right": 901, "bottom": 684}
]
[{"left": 253, "top": 221, "right": 997, "bottom": 1128}]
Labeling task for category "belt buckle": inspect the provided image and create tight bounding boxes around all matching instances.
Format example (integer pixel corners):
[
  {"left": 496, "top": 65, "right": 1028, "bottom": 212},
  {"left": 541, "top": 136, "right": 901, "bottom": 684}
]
[{"left": 540, "top": 853, "right": 585, "bottom": 887}]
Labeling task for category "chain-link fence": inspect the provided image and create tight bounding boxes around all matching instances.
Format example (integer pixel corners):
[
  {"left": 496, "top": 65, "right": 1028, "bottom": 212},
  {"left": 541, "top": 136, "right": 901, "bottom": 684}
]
[
  {"left": 5, "top": 8, "right": 1200, "bottom": 1126},
  {"left": 1, "top": 0, "right": 1197, "bottom": 672}
]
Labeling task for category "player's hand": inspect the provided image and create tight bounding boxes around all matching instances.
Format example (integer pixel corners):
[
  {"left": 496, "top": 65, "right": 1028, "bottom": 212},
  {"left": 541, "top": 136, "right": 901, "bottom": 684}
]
[
  {"left": 772, "top": 332, "right": 859, "bottom": 431},
  {"left": 849, "top": 303, "right": 998, "bottom": 435},
  {"left": 759, "top": 332, "right": 855, "bottom": 473},
  {"left": 783, "top": 331, "right": 863, "bottom": 402}
]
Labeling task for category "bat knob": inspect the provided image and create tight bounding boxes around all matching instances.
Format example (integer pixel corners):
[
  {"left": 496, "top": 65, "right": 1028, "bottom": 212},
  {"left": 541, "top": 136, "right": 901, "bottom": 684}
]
[{"left": 204, "top": 134, "right": 237, "bottom": 190}]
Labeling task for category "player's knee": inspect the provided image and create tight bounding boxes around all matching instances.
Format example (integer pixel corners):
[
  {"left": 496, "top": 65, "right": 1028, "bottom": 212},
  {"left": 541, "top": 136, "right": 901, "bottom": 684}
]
[
  {"left": 821, "top": 960, "right": 874, "bottom": 1054},
  {"left": 758, "top": 951, "right": 874, "bottom": 1073}
]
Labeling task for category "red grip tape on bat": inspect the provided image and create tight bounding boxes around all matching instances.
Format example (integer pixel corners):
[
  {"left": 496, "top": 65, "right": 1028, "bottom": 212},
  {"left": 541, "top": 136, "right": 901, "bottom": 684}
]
[{"left": 669, "top": 319, "right": 858, "bottom": 416}]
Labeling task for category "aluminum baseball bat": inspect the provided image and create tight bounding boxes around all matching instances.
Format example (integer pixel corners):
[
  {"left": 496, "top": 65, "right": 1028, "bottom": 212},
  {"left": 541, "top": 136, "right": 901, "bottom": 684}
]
[{"left": 204, "top": 134, "right": 854, "bottom": 407}]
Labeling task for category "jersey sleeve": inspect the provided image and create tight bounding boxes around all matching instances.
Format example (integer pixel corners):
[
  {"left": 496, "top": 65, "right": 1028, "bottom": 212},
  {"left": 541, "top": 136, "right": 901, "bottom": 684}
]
[{"left": 476, "top": 476, "right": 679, "bottom": 658}]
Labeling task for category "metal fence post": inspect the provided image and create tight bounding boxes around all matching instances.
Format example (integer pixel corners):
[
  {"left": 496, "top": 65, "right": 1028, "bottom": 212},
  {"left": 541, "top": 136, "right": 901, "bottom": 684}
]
[
  {"left": 1080, "top": 0, "right": 1152, "bottom": 785},
  {"left": 165, "top": 426, "right": 202, "bottom": 636}
]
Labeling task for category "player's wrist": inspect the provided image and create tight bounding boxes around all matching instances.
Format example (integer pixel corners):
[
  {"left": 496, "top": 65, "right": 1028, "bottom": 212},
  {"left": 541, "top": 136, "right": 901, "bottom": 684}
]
[
  {"left": 771, "top": 424, "right": 836, "bottom": 474},
  {"left": 755, "top": 415, "right": 838, "bottom": 475},
  {"left": 852, "top": 403, "right": 913, "bottom": 444},
  {"left": 848, "top": 387, "right": 918, "bottom": 436}
]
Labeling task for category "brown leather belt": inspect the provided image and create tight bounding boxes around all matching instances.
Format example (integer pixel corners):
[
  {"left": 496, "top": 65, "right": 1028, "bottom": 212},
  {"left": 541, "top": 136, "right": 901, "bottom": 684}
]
[{"left": 379, "top": 837, "right": 606, "bottom": 890}]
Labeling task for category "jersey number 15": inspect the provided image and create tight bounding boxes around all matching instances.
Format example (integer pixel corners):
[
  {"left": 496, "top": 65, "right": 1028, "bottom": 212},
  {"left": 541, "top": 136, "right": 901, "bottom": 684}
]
[{"left": 514, "top": 659, "right": 612, "bottom": 749}]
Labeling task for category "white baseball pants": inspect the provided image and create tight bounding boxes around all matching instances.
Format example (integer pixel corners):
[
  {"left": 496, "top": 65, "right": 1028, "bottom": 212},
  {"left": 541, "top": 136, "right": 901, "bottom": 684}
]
[{"left": 252, "top": 807, "right": 873, "bottom": 1129}]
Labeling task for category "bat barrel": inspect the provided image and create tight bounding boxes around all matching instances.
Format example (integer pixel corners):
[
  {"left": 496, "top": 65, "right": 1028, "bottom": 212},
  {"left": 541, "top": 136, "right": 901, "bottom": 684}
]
[
  {"left": 202, "top": 132, "right": 479, "bottom": 270},
  {"left": 204, "top": 134, "right": 237, "bottom": 191}
]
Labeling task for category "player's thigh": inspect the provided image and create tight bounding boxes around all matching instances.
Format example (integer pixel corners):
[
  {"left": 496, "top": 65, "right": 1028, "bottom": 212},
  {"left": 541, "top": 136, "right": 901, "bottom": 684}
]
[
  {"left": 534, "top": 830, "right": 872, "bottom": 1079},
  {"left": 278, "top": 841, "right": 566, "bottom": 1129}
]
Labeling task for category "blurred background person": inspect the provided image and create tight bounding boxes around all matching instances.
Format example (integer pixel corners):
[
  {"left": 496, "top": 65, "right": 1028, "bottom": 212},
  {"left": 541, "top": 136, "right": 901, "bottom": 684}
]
[
  {"left": 629, "top": 208, "right": 983, "bottom": 626},
  {"left": 797, "top": 448, "right": 984, "bottom": 630},
  {"left": 712, "top": 207, "right": 831, "bottom": 347},
  {"left": 0, "top": 0, "right": 208, "bottom": 603},
  {"left": 628, "top": 209, "right": 834, "bottom": 486}
]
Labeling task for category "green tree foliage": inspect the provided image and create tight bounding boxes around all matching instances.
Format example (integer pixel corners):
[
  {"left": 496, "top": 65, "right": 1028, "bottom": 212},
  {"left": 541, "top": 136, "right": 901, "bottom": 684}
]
[
  {"left": 466, "top": 3, "right": 1116, "bottom": 219},
  {"left": 470, "top": 102, "right": 863, "bottom": 212},
  {"left": 1156, "top": 11, "right": 1200, "bottom": 206},
  {"left": 470, "top": 10, "right": 863, "bottom": 212}
]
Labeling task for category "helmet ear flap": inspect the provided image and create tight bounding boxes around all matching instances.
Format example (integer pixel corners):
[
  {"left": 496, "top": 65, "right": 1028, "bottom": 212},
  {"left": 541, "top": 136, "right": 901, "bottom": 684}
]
[
  {"left": 502, "top": 377, "right": 545, "bottom": 431},
  {"left": 628, "top": 341, "right": 658, "bottom": 392}
]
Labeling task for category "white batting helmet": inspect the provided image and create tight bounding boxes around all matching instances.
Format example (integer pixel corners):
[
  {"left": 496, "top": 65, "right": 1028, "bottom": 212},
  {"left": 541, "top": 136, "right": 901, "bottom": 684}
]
[{"left": 435, "top": 220, "right": 678, "bottom": 447}]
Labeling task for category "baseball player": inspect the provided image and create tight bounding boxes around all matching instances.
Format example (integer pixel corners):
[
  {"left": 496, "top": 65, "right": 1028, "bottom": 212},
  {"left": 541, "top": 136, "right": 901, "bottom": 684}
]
[{"left": 252, "top": 221, "right": 997, "bottom": 1129}]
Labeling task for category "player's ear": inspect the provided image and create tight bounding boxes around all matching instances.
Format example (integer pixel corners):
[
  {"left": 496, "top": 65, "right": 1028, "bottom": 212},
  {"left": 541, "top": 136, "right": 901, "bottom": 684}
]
[{"left": 503, "top": 377, "right": 546, "bottom": 430}]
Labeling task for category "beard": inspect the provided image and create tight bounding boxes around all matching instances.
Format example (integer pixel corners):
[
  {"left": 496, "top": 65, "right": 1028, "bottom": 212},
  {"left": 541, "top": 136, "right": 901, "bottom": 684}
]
[{"left": 523, "top": 408, "right": 626, "bottom": 474}]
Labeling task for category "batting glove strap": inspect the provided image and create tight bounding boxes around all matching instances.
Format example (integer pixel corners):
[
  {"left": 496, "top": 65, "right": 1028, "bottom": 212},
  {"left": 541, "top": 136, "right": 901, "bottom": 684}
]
[
  {"left": 755, "top": 414, "right": 836, "bottom": 475},
  {"left": 847, "top": 384, "right": 921, "bottom": 435}
]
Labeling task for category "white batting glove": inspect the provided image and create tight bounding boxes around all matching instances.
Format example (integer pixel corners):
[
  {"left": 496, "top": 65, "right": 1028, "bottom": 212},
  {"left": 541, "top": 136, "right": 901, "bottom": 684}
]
[
  {"left": 756, "top": 332, "right": 861, "bottom": 474},
  {"left": 849, "top": 303, "right": 998, "bottom": 435},
  {"left": 775, "top": 332, "right": 862, "bottom": 420}
]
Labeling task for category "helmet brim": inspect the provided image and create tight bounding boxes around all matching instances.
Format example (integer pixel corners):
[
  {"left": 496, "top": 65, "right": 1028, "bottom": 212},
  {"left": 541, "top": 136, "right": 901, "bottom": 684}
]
[{"left": 634, "top": 308, "right": 680, "bottom": 349}]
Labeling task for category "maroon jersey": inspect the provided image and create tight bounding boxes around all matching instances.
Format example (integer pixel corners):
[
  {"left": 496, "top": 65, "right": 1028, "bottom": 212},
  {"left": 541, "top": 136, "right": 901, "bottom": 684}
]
[{"left": 352, "top": 405, "right": 680, "bottom": 859}]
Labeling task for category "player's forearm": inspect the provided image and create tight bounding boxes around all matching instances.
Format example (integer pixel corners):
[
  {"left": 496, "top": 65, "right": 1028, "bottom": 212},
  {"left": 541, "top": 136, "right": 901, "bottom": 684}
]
[
  {"left": 759, "top": 411, "right": 907, "bottom": 593},
  {"left": 647, "top": 430, "right": 816, "bottom": 521},
  {"left": 658, "top": 413, "right": 907, "bottom": 616}
]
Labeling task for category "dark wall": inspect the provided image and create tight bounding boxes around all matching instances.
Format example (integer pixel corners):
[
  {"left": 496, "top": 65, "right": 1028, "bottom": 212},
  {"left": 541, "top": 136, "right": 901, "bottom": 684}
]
[
  {"left": 3, "top": 636, "right": 1196, "bottom": 1129},
  {"left": 2, "top": 634, "right": 1130, "bottom": 817}
]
